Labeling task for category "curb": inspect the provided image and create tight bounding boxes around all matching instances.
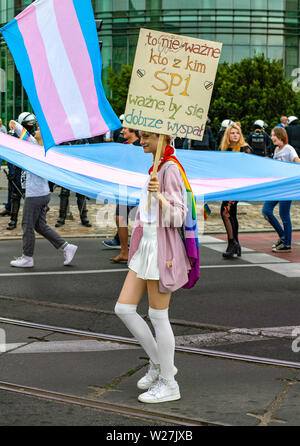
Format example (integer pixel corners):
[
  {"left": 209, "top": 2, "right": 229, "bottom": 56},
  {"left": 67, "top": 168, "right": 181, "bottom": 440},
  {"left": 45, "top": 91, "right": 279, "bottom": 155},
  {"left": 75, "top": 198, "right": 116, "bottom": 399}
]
[{"left": 1, "top": 228, "right": 300, "bottom": 242}]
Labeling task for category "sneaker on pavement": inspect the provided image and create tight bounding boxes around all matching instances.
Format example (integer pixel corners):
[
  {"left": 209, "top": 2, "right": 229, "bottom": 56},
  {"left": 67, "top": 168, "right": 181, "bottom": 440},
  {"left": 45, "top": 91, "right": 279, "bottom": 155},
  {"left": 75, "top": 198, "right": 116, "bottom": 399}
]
[
  {"left": 102, "top": 239, "right": 121, "bottom": 249},
  {"left": 272, "top": 243, "right": 292, "bottom": 253},
  {"left": 138, "top": 376, "right": 181, "bottom": 404},
  {"left": 137, "top": 361, "right": 178, "bottom": 390},
  {"left": 272, "top": 238, "right": 284, "bottom": 249},
  {"left": 10, "top": 255, "right": 34, "bottom": 268},
  {"left": 63, "top": 244, "right": 78, "bottom": 265}
]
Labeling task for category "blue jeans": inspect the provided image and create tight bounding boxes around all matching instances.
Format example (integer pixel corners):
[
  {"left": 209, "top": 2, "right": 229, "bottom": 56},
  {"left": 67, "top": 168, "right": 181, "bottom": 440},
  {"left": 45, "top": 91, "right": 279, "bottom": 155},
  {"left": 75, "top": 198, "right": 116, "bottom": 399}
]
[{"left": 262, "top": 201, "right": 292, "bottom": 247}]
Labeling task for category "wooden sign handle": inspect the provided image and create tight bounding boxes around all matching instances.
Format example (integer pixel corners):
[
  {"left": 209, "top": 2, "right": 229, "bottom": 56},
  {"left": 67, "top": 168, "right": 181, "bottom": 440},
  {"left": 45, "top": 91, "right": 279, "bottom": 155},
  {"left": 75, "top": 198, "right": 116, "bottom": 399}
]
[{"left": 146, "top": 134, "right": 165, "bottom": 211}]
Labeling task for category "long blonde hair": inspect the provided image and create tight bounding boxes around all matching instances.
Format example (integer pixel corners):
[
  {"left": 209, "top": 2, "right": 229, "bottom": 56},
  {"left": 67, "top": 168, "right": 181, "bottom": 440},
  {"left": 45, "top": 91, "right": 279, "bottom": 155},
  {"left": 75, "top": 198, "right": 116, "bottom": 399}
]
[{"left": 221, "top": 124, "right": 247, "bottom": 152}]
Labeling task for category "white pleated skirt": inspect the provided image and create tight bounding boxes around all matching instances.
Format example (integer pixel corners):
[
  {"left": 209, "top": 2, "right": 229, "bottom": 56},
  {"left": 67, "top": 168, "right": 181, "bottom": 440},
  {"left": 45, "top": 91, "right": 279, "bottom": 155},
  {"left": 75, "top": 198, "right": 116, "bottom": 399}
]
[{"left": 129, "top": 223, "right": 160, "bottom": 280}]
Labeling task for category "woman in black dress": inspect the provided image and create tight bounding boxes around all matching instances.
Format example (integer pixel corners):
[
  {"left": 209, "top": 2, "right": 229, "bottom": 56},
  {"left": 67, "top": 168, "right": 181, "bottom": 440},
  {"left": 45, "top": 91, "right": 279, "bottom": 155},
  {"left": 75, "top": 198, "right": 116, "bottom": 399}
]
[{"left": 220, "top": 123, "right": 252, "bottom": 259}]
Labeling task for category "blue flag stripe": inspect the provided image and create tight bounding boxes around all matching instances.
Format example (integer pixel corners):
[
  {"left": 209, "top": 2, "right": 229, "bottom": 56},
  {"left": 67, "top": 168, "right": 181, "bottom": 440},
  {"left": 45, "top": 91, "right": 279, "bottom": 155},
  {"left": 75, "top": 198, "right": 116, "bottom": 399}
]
[{"left": 1, "top": 19, "right": 55, "bottom": 148}]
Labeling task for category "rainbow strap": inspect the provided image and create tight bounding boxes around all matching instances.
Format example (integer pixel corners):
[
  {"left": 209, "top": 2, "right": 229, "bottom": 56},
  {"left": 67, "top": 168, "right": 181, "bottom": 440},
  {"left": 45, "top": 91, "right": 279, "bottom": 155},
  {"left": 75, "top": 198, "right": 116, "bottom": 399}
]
[
  {"left": 19, "top": 127, "right": 32, "bottom": 141},
  {"left": 167, "top": 157, "right": 200, "bottom": 289}
]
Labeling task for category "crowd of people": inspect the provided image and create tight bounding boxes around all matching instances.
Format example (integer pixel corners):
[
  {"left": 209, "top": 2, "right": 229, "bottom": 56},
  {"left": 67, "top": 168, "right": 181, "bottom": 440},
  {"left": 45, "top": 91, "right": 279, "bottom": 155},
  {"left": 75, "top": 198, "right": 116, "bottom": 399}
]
[
  {"left": 1, "top": 113, "right": 300, "bottom": 265},
  {"left": 103, "top": 114, "right": 300, "bottom": 261}
]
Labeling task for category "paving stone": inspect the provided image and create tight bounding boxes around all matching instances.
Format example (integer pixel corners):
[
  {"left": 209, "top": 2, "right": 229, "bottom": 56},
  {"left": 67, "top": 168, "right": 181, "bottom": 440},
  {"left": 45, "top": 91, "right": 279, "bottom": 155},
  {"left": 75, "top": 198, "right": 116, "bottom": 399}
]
[{"left": 1, "top": 198, "right": 300, "bottom": 239}]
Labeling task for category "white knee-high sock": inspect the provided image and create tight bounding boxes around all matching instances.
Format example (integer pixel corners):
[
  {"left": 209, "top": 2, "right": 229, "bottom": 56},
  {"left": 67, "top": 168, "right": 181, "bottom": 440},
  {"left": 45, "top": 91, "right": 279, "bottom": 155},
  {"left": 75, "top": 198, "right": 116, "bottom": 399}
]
[
  {"left": 148, "top": 307, "right": 175, "bottom": 382},
  {"left": 115, "top": 302, "right": 159, "bottom": 365}
]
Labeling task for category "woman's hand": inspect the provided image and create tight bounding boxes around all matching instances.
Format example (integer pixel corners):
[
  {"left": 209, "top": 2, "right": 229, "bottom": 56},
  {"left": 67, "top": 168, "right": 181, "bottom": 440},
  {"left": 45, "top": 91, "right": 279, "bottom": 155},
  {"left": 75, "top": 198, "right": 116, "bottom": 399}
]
[
  {"left": 148, "top": 176, "right": 160, "bottom": 194},
  {"left": 148, "top": 175, "right": 169, "bottom": 211}
]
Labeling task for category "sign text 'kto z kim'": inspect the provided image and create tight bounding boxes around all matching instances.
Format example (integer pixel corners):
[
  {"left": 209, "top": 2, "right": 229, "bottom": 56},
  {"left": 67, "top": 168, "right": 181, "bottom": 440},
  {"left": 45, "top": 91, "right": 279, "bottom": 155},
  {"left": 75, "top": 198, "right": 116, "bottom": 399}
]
[{"left": 124, "top": 29, "right": 222, "bottom": 140}]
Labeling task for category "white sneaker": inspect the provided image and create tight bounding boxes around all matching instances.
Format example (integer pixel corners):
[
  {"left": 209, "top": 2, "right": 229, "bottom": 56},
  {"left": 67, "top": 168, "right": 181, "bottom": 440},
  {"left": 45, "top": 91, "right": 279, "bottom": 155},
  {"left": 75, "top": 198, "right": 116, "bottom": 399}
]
[
  {"left": 138, "top": 376, "right": 181, "bottom": 404},
  {"left": 63, "top": 244, "right": 78, "bottom": 265},
  {"left": 10, "top": 255, "right": 34, "bottom": 268},
  {"left": 137, "top": 361, "right": 178, "bottom": 390}
]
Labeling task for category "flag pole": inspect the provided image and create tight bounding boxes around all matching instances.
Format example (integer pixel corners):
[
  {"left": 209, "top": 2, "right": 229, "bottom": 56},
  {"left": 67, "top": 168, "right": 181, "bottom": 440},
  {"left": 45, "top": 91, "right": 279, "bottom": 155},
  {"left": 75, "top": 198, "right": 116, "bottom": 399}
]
[{"left": 146, "top": 134, "right": 166, "bottom": 211}]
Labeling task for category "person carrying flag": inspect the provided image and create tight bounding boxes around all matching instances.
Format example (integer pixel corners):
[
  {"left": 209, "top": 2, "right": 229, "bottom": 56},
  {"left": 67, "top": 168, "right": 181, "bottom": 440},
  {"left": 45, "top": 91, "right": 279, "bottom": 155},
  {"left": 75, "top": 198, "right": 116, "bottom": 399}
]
[{"left": 115, "top": 131, "right": 199, "bottom": 404}]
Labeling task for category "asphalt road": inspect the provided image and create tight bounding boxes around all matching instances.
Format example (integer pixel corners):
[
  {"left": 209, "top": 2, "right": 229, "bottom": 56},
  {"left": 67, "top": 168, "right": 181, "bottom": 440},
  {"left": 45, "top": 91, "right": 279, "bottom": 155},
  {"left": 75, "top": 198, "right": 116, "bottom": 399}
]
[
  {"left": 0, "top": 236, "right": 300, "bottom": 356},
  {"left": 1, "top": 235, "right": 300, "bottom": 426}
]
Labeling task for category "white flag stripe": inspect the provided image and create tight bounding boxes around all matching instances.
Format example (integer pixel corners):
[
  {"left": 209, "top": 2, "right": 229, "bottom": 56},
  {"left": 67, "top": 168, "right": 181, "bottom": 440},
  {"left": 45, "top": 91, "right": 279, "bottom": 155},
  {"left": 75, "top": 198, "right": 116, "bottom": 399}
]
[{"left": 35, "top": 0, "right": 91, "bottom": 139}]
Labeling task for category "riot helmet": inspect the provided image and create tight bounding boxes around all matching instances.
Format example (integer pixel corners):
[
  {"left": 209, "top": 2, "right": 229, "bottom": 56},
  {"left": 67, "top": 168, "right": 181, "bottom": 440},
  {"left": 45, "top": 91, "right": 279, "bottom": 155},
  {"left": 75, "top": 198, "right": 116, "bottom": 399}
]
[
  {"left": 220, "top": 119, "right": 234, "bottom": 131},
  {"left": 17, "top": 112, "right": 37, "bottom": 135},
  {"left": 287, "top": 116, "right": 298, "bottom": 125},
  {"left": 254, "top": 120, "right": 267, "bottom": 129}
]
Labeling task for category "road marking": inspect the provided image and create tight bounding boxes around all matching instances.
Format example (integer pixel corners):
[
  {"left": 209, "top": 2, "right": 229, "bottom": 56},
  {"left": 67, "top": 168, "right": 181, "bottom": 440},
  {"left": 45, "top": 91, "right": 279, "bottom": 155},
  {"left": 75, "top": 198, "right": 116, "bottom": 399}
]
[
  {"left": 259, "top": 263, "right": 300, "bottom": 278},
  {"left": 201, "top": 235, "right": 299, "bottom": 276},
  {"left": 230, "top": 326, "right": 300, "bottom": 338},
  {"left": 0, "top": 269, "right": 128, "bottom": 277},
  {"left": 241, "top": 253, "right": 289, "bottom": 264},
  {"left": 5, "top": 340, "right": 139, "bottom": 354},
  {"left": 0, "top": 235, "right": 298, "bottom": 277},
  {"left": 0, "top": 262, "right": 298, "bottom": 278},
  {"left": 0, "top": 264, "right": 282, "bottom": 278},
  {"left": 4, "top": 324, "right": 300, "bottom": 354},
  {"left": 202, "top": 243, "right": 254, "bottom": 253},
  {"left": 199, "top": 235, "right": 227, "bottom": 244}
]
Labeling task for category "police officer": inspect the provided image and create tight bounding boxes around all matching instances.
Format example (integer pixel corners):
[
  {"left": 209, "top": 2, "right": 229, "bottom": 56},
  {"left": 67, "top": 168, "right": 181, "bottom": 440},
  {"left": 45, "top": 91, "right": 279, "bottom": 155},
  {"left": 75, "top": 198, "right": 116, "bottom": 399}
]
[
  {"left": 4, "top": 112, "right": 35, "bottom": 229},
  {"left": 55, "top": 140, "right": 91, "bottom": 228},
  {"left": 247, "top": 120, "right": 273, "bottom": 157},
  {"left": 55, "top": 188, "right": 91, "bottom": 228},
  {"left": 5, "top": 162, "right": 23, "bottom": 230},
  {"left": 188, "top": 117, "right": 215, "bottom": 150},
  {"left": 286, "top": 116, "right": 300, "bottom": 157}
]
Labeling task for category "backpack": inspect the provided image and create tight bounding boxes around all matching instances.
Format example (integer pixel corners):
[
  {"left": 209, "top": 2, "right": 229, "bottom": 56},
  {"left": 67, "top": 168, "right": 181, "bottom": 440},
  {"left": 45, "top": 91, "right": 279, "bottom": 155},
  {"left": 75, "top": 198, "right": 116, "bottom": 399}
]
[{"left": 250, "top": 129, "right": 267, "bottom": 156}]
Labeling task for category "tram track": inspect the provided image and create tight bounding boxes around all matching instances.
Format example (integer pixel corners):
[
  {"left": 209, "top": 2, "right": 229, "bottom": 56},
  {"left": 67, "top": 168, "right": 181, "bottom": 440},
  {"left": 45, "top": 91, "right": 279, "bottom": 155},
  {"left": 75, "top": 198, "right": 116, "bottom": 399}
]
[
  {"left": 0, "top": 380, "right": 220, "bottom": 426},
  {"left": 0, "top": 316, "right": 299, "bottom": 426},
  {"left": 1, "top": 316, "right": 300, "bottom": 370}
]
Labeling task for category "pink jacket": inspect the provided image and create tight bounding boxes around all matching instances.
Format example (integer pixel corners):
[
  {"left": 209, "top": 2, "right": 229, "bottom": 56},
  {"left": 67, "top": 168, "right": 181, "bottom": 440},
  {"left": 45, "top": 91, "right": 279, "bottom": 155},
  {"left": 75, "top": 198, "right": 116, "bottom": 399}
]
[{"left": 128, "top": 162, "right": 191, "bottom": 293}]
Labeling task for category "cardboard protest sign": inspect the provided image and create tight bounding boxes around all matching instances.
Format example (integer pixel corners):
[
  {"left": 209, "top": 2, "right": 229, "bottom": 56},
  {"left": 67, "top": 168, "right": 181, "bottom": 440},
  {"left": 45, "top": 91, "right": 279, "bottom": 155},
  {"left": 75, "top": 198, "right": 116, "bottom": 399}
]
[{"left": 124, "top": 28, "right": 222, "bottom": 141}]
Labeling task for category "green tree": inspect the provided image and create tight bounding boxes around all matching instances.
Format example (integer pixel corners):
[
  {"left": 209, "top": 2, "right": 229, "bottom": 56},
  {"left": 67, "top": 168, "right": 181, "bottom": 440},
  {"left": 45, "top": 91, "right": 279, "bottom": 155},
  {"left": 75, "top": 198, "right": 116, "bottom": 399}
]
[
  {"left": 210, "top": 55, "right": 299, "bottom": 137},
  {"left": 107, "top": 65, "right": 132, "bottom": 117}
]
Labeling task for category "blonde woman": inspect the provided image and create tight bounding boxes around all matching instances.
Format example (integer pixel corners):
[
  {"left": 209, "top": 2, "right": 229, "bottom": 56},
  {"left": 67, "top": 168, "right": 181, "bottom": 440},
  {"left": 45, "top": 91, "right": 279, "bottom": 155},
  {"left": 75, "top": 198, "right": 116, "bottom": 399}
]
[
  {"left": 114, "top": 131, "right": 198, "bottom": 403},
  {"left": 220, "top": 124, "right": 252, "bottom": 258}
]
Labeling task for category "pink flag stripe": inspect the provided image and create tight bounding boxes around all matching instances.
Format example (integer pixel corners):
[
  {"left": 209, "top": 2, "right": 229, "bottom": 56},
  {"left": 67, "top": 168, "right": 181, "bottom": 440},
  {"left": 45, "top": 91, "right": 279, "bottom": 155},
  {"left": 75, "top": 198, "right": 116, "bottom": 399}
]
[
  {"left": 189, "top": 178, "right": 283, "bottom": 196},
  {"left": 189, "top": 177, "right": 282, "bottom": 188},
  {"left": 0, "top": 134, "right": 147, "bottom": 188},
  {"left": 53, "top": 0, "right": 108, "bottom": 136},
  {"left": 13, "top": 3, "right": 35, "bottom": 20},
  {"left": 0, "top": 134, "right": 284, "bottom": 193},
  {"left": 17, "top": 8, "right": 75, "bottom": 144}
]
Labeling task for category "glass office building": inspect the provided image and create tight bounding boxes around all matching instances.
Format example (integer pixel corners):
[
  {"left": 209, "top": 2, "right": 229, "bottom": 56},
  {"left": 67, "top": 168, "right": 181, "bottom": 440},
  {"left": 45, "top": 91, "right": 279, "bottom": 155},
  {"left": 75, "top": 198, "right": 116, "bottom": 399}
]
[{"left": 0, "top": 0, "right": 299, "bottom": 120}]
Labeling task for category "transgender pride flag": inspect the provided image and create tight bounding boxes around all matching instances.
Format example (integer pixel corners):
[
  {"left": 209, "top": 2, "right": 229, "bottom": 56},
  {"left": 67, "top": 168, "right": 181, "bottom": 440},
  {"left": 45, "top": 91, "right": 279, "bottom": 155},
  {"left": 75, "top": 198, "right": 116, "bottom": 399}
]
[{"left": 1, "top": 0, "right": 121, "bottom": 151}]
